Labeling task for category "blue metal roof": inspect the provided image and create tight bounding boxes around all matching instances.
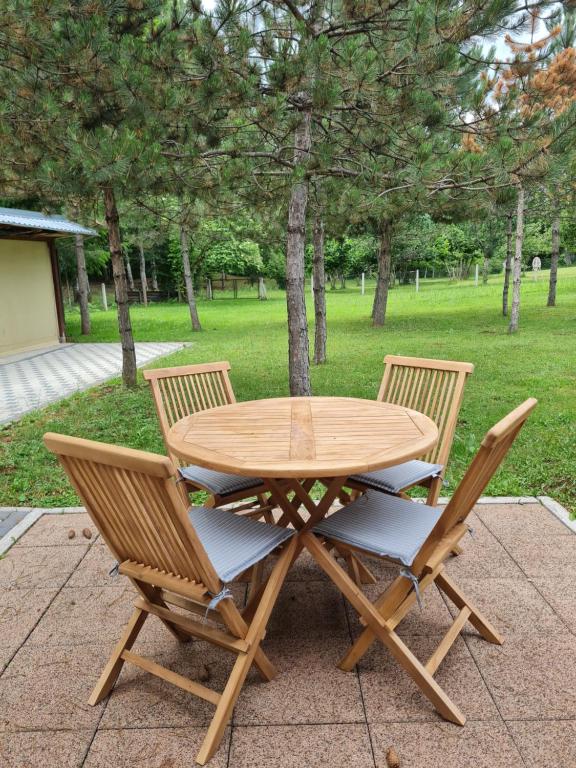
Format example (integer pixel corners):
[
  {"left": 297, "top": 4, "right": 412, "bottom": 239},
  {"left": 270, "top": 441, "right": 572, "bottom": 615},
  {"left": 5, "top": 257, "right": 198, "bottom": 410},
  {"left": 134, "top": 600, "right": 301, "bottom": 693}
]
[{"left": 0, "top": 207, "right": 96, "bottom": 237}]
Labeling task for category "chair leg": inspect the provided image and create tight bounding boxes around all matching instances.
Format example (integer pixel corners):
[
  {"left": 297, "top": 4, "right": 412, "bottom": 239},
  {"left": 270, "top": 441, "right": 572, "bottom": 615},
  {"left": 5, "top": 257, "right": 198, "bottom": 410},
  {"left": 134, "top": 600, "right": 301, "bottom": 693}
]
[
  {"left": 338, "top": 573, "right": 415, "bottom": 671},
  {"left": 425, "top": 476, "right": 443, "bottom": 506},
  {"left": 133, "top": 581, "right": 191, "bottom": 643},
  {"left": 375, "top": 624, "right": 466, "bottom": 725},
  {"left": 302, "top": 533, "right": 466, "bottom": 726},
  {"left": 257, "top": 493, "right": 275, "bottom": 523},
  {"left": 339, "top": 547, "right": 378, "bottom": 586},
  {"left": 196, "top": 537, "right": 298, "bottom": 765},
  {"left": 248, "top": 560, "right": 265, "bottom": 601},
  {"left": 88, "top": 607, "right": 147, "bottom": 705},
  {"left": 436, "top": 571, "right": 503, "bottom": 645}
]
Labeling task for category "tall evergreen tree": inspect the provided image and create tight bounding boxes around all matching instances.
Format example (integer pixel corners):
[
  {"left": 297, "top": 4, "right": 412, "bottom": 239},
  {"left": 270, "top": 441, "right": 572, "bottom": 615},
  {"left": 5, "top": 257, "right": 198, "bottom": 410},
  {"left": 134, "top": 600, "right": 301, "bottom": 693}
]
[{"left": 0, "top": 0, "right": 184, "bottom": 385}]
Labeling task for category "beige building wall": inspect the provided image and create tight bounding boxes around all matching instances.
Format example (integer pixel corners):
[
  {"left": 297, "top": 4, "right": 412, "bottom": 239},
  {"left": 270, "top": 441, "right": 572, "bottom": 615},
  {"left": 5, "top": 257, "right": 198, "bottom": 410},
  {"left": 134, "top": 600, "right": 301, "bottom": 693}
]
[{"left": 0, "top": 239, "right": 60, "bottom": 356}]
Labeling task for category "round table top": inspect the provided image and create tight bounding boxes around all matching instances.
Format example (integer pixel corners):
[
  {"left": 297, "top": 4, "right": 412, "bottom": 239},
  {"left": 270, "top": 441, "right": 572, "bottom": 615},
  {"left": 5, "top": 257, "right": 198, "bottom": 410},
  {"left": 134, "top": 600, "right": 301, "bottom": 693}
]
[{"left": 167, "top": 396, "right": 438, "bottom": 479}]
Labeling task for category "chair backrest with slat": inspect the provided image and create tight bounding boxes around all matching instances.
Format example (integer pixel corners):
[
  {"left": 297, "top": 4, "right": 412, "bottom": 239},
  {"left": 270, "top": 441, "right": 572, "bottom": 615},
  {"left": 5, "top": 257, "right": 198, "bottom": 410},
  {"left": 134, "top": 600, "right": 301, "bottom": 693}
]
[
  {"left": 143, "top": 362, "right": 236, "bottom": 464},
  {"left": 378, "top": 355, "right": 474, "bottom": 466},
  {"left": 414, "top": 398, "right": 537, "bottom": 572},
  {"left": 44, "top": 433, "right": 221, "bottom": 594}
]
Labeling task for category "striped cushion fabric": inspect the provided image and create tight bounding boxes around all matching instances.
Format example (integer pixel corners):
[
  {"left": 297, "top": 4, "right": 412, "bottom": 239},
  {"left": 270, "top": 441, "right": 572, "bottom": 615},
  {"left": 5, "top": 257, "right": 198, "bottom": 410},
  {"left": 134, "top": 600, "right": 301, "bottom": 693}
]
[
  {"left": 189, "top": 506, "right": 294, "bottom": 583},
  {"left": 314, "top": 491, "right": 443, "bottom": 567},
  {"left": 180, "top": 465, "right": 262, "bottom": 496},
  {"left": 350, "top": 459, "right": 443, "bottom": 494}
]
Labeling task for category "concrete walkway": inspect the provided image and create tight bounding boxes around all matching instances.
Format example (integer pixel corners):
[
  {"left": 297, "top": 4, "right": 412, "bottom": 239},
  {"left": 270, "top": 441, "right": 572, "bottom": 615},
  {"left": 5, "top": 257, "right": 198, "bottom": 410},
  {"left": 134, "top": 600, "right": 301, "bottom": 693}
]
[
  {"left": 0, "top": 342, "right": 185, "bottom": 425},
  {"left": 0, "top": 497, "right": 575, "bottom": 767}
]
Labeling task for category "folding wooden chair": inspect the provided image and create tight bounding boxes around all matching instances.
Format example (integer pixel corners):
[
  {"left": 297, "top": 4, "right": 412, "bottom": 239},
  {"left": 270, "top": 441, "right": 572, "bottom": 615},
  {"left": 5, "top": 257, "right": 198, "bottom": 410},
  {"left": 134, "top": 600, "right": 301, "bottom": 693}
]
[
  {"left": 44, "top": 432, "right": 297, "bottom": 765},
  {"left": 144, "top": 362, "right": 273, "bottom": 521},
  {"left": 302, "top": 399, "right": 536, "bottom": 726},
  {"left": 348, "top": 355, "right": 474, "bottom": 506}
]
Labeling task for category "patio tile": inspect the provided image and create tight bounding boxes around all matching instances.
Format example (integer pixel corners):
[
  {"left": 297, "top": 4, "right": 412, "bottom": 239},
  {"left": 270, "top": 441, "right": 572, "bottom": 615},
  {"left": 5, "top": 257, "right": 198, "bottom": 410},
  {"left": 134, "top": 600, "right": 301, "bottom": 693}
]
[
  {"left": 0, "top": 545, "right": 89, "bottom": 590},
  {"left": 229, "top": 724, "right": 374, "bottom": 767},
  {"left": 346, "top": 581, "right": 454, "bottom": 637},
  {"left": 508, "top": 720, "right": 576, "bottom": 768},
  {"left": 0, "top": 587, "right": 59, "bottom": 656},
  {"left": 359, "top": 635, "right": 499, "bottom": 723},
  {"left": 67, "top": 543, "right": 119, "bottom": 587},
  {"left": 0, "top": 730, "right": 93, "bottom": 768},
  {"left": 443, "top": 577, "right": 566, "bottom": 636},
  {"left": 443, "top": 524, "right": 524, "bottom": 580},
  {"left": 370, "top": 721, "right": 525, "bottom": 768},
  {"left": 13, "top": 513, "right": 97, "bottom": 547},
  {"left": 501, "top": 537, "right": 576, "bottom": 578},
  {"left": 268, "top": 581, "right": 348, "bottom": 638},
  {"left": 533, "top": 576, "right": 576, "bottom": 633},
  {"left": 99, "top": 641, "right": 234, "bottom": 729},
  {"left": 84, "top": 727, "right": 229, "bottom": 767},
  {"left": 0, "top": 644, "right": 109, "bottom": 732},
  {"left": 26, "top": 585, "right": 135, "bottom": 647},
  {"left": 285, "top": 549, "right": 330, "bottom": 581},
  {"left": 0, "top": 648, "right": 14, "bottom": 675},
  {"left": 474, "top": 503, "right": 571, "bottom": 540},
  {"left": 236, "top": 635, "right": 365, "bottom": 725},
  {"left": 466, "top": 633, "right": 576, "bottom": 719}
]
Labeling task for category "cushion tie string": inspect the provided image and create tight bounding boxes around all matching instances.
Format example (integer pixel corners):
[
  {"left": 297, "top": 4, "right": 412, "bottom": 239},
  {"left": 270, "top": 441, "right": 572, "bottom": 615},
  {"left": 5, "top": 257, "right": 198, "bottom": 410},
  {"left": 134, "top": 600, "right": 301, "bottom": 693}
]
[
  {"left": 400, "top": 567, "right": 423, "bottom": 611},
  {"left": 204, "top": 587, "right": 233, "bottom": 622}
]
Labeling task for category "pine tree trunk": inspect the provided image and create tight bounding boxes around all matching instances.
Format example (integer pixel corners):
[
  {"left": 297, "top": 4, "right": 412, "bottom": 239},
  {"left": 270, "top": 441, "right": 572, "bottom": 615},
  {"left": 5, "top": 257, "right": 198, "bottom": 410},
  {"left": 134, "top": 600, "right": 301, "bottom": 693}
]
[
  {"left": 180, "top": 226, "right": 202, "bottom": 331},
  {"left": 125, "top": 256, "right": 135, "bottom": 291},
  {"left": 503, "top": 212, "right": 513, "bottom": 316},
  {"left": 547, "top": 201, "right": 560, "bottom": 307},
  {"left": 151, "top": 256, "right": 159, "bottom": 291},
  {"left": 285, "top": 97, "right": 312, "bottom": 396},
  {"left": 139, "top": 239, "right": 148, "bottom": 307},
  {"left": 482, "top": 255, "right": 489, "bottom": 284},
  {"left": 103, "top": 187, "right": 137, "bottom": 387},
  {"left": 312, "top": 214, "right": 327, "bottom": 364},
  {"left": 508, "top": 184, "right": 525, "bottom": 334},
  {"left": 75, "top": 234, "right": 91, "bottom": 335},
  {"left": 372, "top": 218, "right": 392, "bottom": 327}
]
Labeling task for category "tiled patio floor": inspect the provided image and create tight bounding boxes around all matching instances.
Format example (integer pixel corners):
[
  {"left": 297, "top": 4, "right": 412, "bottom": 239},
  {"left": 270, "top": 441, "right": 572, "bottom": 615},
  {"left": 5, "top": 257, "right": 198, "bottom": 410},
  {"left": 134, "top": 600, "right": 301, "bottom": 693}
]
[
  {"left": 0, "top": 342, "right": 185, "bottom": 425},
  {"left": 1, "top": 500, "right": 575, "bottom": 767}
]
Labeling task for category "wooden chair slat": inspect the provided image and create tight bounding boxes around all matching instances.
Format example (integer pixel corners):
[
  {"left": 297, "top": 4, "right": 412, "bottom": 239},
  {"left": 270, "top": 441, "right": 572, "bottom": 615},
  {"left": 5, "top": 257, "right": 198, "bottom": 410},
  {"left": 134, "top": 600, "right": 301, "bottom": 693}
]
[
  {"left": 143, "top": 361, "right": 268, "bottom": 517},
  {"left": 374, "top": 356, "right": 474, "bottom": 499},
  {"left": 44, "top": 431, "right": 295, "bottom": 765},
  {"left": 304, "top": 398, "right": 536, "bottom": 728}
]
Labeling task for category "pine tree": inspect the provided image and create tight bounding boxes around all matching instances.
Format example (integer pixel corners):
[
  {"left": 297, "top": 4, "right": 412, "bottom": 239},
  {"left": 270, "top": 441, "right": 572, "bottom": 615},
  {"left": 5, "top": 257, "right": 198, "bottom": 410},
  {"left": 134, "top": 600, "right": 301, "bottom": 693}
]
[{"left": 0, "top": 0, "right": 184, "bottom": 385}]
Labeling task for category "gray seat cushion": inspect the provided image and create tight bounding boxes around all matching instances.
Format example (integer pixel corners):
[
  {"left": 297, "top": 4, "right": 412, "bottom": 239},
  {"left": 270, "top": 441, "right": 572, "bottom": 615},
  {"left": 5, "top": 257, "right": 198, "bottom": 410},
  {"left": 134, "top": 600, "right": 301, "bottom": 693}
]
[
  {"left": 189, "top": 506, "right": 294, "bottom": 583},
  {"left": 350, "top": 459, "right": 443, "bottom": 494},
  {"left": 180, "top": 465, "right": 263, "bottom": 497},
  {"left": 313, "top": 490, "right": 443, "bottom": 566}
]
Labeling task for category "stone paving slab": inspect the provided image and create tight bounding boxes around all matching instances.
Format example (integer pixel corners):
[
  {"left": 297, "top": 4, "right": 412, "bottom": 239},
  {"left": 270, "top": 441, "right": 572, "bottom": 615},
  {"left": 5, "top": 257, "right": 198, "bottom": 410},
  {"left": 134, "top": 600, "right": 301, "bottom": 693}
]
[
  {"left": 0, "top": 341, "right": 185, "bottom": 425},
  {"left": 0, "top": 509, "right": 29, "bottom": 538},
  {"left": 0, "top": 498, "right": 575, "bottom": 767}
]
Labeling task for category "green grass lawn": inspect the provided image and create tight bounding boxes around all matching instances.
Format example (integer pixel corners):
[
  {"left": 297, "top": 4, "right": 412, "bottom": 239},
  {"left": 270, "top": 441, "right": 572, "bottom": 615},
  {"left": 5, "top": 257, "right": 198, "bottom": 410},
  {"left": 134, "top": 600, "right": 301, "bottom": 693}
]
[{"left": 1, "top": 268, "right": 575, "bottom": 513}]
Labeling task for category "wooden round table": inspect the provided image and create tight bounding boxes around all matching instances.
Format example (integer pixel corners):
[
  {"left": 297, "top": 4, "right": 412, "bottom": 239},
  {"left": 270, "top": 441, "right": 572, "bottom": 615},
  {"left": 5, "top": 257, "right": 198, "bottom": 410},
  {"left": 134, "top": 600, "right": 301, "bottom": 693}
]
[{"left": 167, "top": 396, "right": 438, "bottom": 531}]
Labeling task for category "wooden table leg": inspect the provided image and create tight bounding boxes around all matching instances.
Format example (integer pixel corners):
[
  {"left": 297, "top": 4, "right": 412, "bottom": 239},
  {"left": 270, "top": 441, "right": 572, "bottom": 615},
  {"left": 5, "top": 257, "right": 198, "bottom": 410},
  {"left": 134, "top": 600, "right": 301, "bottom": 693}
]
[{"left": 260, "top": 475, "right": 372, "bottom": 584}]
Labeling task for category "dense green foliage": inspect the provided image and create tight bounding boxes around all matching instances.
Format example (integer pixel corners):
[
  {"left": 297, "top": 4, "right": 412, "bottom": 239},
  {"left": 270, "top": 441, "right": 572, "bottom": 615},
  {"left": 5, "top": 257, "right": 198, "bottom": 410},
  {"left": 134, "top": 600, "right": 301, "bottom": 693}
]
[{"left": 2, "top": 268, "right": 575, "bottom": 512}]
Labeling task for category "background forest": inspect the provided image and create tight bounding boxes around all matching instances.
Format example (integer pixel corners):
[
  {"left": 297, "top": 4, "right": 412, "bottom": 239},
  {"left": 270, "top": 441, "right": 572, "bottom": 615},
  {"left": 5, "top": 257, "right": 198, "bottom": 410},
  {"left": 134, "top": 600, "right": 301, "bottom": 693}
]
[
  {"left": 1, "top": 0, "right": 576, "bottom": 392},
  {"left": 1, "top": 1, "right": 576, "bottom": 513}
]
